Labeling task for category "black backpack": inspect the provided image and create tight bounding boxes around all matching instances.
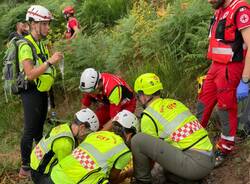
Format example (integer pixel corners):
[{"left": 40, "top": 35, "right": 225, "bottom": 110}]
[{"left": 2, "top": 36, "right": 36, "bottom": 102}]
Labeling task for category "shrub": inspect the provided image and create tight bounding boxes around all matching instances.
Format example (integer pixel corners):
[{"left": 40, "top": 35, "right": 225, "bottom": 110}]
[
  {"left": 55, "top": 0, "right": 213, "bottom": 101},
  {"left": 0, "top": 3, "right": 29, "bottom": 43},
  {"left": 79, "top": 0, "right": 131, "bottom": 28}
]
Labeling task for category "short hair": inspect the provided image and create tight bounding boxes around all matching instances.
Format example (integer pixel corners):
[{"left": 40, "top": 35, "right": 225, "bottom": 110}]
[{"left": 112, "top": 121, "right": 137, "bottom": 138}]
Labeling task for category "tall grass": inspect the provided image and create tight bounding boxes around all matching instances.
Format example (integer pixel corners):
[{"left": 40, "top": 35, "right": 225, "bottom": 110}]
[
  {"left": 0, "top": 94, "right": 23, "bottom": 176},
  {"left": 0, "top": 0, "right": 220, "bottom": 181},
  {"left": 0, "top": 0, "right": 214, "bottom": 126},
  {"left": 79, "top": 0, "right": 131, "bottom": 28},
  {"left": 55, "top": 0, "right": 212, "bottom": 100}
]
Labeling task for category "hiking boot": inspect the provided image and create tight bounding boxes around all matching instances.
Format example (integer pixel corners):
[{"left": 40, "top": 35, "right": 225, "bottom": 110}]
[
  {"left": 18, "top": 165, "right": 31, "bottom": 179},
  {"left": 214, "top": 150, "right": 227, "bottom": 168}
]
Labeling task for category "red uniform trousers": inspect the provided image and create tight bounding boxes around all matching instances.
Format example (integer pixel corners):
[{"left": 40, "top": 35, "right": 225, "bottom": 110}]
[{"left": 197, "top": 61, "right": 244, "bottom": 154}]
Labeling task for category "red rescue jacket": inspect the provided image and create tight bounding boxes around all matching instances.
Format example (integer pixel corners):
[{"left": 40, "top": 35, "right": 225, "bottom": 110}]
[
  {"left": 101, "top": 73, "right": 134, "bottom": 101},
  {"left": 207, "top": 0, "right": 250, "bottom": 64},
  {"left": 65, "top": 17, "right": 80, "bottom": 39},
  {"left": 81, "top": 73, "right": 134, "bottom": 107}
]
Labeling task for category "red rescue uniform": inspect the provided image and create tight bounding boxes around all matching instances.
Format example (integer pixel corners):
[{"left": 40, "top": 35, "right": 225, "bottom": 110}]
[
  {"left": 81, "top": 73, "right": 136, "bottom": 129},
  {"left": 197, "top": 0, "right": 250, "bottom": 154},
  {"left": 65, "top": 17, "right": 80, "bottom": 39}
]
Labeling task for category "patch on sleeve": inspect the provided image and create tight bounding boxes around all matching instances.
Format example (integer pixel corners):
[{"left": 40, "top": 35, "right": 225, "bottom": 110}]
[
  {"left": 240, "top": 14, "right": 249, "bottom": 24},
  {"left": 236, "top": 8, "right": 250, "bottom": 29}
]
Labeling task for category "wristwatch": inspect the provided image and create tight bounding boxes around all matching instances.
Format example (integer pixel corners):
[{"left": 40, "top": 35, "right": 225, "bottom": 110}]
[
  {"left": 242, "top": 77, "right": 249, "bottom": 84},
  {"left": 45, "top": 61, "right": 53, "bottom": 67}
]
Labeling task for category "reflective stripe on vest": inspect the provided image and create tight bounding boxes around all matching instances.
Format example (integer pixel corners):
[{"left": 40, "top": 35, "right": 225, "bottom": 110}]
[
  {"left": 143, "top": 99, "right": 212, "bottom": 151},
  {"left": 212, "top": 44, "right": 248, "bottom": 55},
  {"left": 145, "top": 106, "right": 192, "bottom": 139},
  {"left": 75, "top": 142, "right": 127, "bottom": 173},
  {"left": 31, "top": 124, "right": 75, "bottom": 174},
  {"left": 35, "top": 132, "right": 75, "bottom": 160},
  {"left": 211, "top": 47, "right": 233, "bottom": 55}
]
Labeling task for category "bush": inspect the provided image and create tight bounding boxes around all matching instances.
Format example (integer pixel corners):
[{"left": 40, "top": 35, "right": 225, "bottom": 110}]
[
  {"left": 157, "top": 0, "right": 212, "bottom": 75},
  {"left": 103, "top": 0, "right": 209, "bottom": 98},
  {"left": 0, "top": 3, "right": 29, "bottom": 43},
  {"left": 0, "top": 0, "right": 215, "bottom": 108},
  {"left": 79, "top": 0, "right": 131, "bottom": 28},
  {"left": 55, "top": 0, "right": 214, "bottom": 101}
]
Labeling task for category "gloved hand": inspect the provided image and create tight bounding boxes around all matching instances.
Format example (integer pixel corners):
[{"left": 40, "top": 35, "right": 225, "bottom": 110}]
[{"left": 237, "top": 80, "right": 249, "bottom": 101}]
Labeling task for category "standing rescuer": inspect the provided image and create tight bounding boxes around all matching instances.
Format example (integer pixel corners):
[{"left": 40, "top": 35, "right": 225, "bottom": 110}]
[
  {"left": 63, "top": 6, "right": 80, "bottom": 40},
  {"left": 197, "top": 0, "right": 250, "bottom": 167},
  {"left": 132, "top": 73, "right": 214, "bottom": 184},
  {"left": 8, "top": 21, "right": 29, "bottom": 41},
  {"left": 30, "top": 108, "right": 99, "bottom": 184},
  {"left": 18, "top": 5, "right": 64, "bottom": 178}
]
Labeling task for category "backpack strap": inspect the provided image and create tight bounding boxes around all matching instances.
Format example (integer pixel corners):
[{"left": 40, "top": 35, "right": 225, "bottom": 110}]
[
  {"left": 12, "top": 37, "right": 22, "bottom": 76},
  {"left": 24, "top": 38, "right": 39, "bottom": 64},
  {"left": 17, "top": 38, "right": 38, "bottom": 71}
]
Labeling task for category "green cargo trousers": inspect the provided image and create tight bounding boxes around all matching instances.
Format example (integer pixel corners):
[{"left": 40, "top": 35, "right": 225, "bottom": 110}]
[{"left": 131, "top": 133, "right": 215, "bottom": 183}]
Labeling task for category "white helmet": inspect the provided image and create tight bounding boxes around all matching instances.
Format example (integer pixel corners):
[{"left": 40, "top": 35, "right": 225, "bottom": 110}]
[
  {"left": 75, "top": 108, "right": 99, "bottom": 131},
  {"left": 26, "top": 5, "right": 53, "bottom": 22},
  {"left": 113, "top": 110, "right": 139, "bottom": 133},
  {"left": 79, "top": 68, "right": 100, "bottom": 93}
]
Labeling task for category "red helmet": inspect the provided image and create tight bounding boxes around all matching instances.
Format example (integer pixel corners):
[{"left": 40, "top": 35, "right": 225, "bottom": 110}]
[{"left": 63, "top": 6, "right": 75, "bottom": 15}]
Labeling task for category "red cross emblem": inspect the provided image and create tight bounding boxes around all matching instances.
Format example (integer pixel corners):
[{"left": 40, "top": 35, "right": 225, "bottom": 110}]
[{"left": 240, "top": 14, "right": 249, "bottom": 24}]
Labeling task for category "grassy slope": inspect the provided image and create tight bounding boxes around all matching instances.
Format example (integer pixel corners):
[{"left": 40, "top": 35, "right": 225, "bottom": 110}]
[{"left": 1, "top": 0, "right": 250, "bottom": 183}]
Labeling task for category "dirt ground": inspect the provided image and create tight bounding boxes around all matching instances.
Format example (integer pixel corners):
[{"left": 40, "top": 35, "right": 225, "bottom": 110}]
[
  {"left": 204, "top": 141, "right": 250, "bottom": 184},
  {"left": 1, "top": 98, "right": 250, "bottom": 184},
  {"left": 1, "top": 139, "right": 250, "bottom": 184}
]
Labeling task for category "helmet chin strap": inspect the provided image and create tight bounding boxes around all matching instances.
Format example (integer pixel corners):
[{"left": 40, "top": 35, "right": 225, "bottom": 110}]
[
  {"left": 33, "top": 23, "right": 42, "bottom": 40},
  {"left": 39, "top": 22, "right": 47, "bottom": 40}
]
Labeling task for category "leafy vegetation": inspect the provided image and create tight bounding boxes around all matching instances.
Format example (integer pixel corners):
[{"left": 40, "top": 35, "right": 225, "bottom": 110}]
[
  {"left": 0, "top": 0, "right": 213, "bottom": 131},
  {"left": 0, "top": 0, "right": 217, "bottom": 181},
  {"left": 0, "top": 0, "right": 213, "bottom": 123},
  {"left": 79, "top": 0, "right": 131, "bottom": 28},
  {"left": 53, "top": 0, "right": 212, "bottom": 99}
]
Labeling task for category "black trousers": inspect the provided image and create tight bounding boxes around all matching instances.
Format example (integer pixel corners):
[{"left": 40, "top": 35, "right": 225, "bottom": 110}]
[
  {"left": 20, "top": 87, "right": 48, "bottom": 166},
  {"left": 31, "top": 170, "right": 53, "bottom": 184}
]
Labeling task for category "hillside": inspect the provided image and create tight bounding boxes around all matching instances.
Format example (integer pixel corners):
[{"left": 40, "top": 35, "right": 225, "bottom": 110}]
[{"left": 1, "top": 0, "right": 250, "bottom": 184}]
